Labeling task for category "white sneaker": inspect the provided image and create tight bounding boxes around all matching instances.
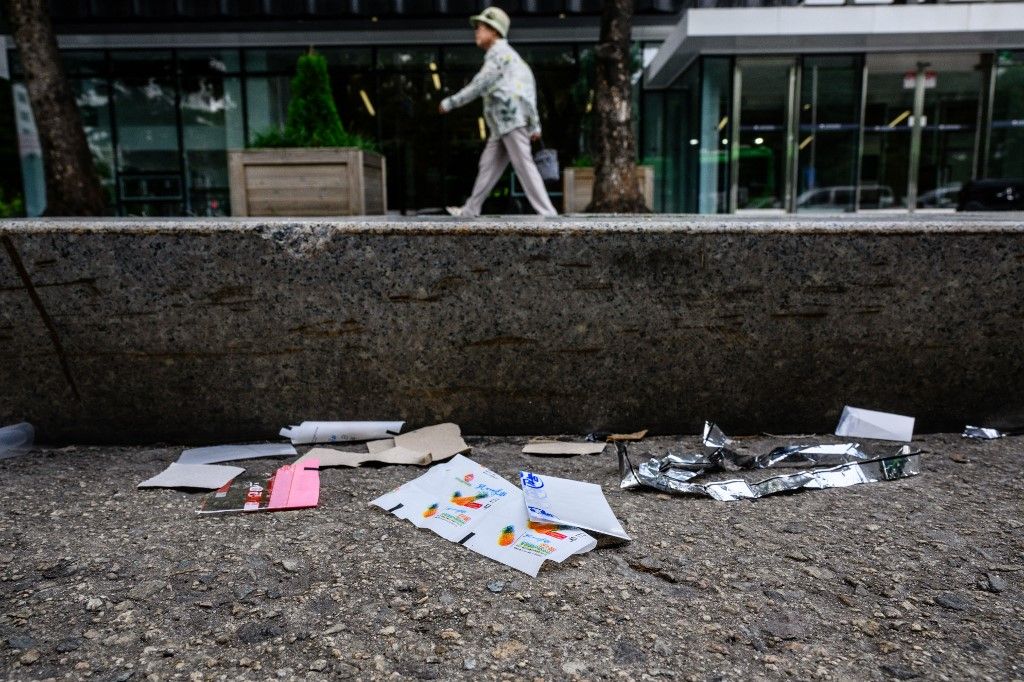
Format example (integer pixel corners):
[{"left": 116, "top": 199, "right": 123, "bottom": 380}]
[{"left": 445, "top": 206, "right": 463, "bottom": 217}]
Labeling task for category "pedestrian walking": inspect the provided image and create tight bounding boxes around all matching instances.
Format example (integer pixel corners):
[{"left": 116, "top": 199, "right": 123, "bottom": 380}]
[{"left": 439, "top": 7, "right": 558, "bottom": 218}]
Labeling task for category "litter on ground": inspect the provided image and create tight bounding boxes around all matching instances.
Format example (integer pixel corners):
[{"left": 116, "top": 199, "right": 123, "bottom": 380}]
[
  {"left": 372, "top": 454, "right": 597, "bottom": 577},
  {"left": 198, "top": 460, "right": 320, "bottom": 514}
]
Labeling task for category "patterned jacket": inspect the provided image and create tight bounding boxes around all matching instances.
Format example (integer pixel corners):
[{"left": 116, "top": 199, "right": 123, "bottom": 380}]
[{"left": 441, "top": 40, "right": 541, "bottom": 139}]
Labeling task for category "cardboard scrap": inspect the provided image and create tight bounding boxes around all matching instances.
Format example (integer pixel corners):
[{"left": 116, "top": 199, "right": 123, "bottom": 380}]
[
  {"left": 366, "top": 438, "right": 395, "bottom": 454},
  {"left": 522, "top": 441, "right": 607, "bottom": 456},
  {"left": 279, "top": 421, "right": 404, "bottom": 445},
  {"left": 177, "top": 442, "right": 297, "bottom": 466},
  {"left": 198, "top": 460, "right": 320, "bottom": 514},
  {"left": 296, "top": 446, "right": 430, "bottom": 468},
  {"left": 520, "top": 471, "right": 631, "bottom": 541},
  {"left": 372, "top": 455, "right": 596, "bottom": 577},
  {"left": 373, "top": 423, "right": 470, "bottom": 464},
  {"left": 607, "top": 430, "right": 648, "bottom": 442},
  {"left": 835, "top": 406, "right": 915, "bottom": 442},
  {"left": 138, "top": 463, "right": 244, "bottom": 490}
]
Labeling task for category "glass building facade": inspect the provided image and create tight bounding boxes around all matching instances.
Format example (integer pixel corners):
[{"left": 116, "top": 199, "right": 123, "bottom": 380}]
[
  {"left": 2, "top": 1, "right": 1022, "bottom": 215},
  {"left": 646, "top": 51, "right": 1024, "bottom": 213},
  {"left": 7, "top": 43, "right": 625, "bottom": 215}
]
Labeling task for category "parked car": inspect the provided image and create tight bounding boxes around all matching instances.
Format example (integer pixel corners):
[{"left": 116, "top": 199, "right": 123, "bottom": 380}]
[
  {"left": 957, "top": 179, "right": 1024, "bottom": 211},
  {"left": 796, "top": 184, "right": 895, "bottom": 211},
  {"left": 917, "top": 182, "right": 962, "bottom": 209}
]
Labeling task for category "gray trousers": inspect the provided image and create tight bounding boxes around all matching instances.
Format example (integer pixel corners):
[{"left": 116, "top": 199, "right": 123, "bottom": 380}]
[{"left": 460, "top": 127, "right": 558, "bottom": 217}]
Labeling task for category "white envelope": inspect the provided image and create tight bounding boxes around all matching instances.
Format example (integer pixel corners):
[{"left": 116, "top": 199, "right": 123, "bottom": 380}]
[
  {"left": 834, "top": 406, "right": 914, "bottom": 442},
  {"left": 279, "top": 421, "right": 404, "bottom": 444},
  {"left": 519, "top": 471, "right": 630, "bottom": 541}
]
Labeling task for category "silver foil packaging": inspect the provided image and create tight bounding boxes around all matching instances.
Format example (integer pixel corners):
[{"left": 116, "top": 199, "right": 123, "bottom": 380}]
[
  {"left": 961, "top": 425, "right": 1022, "bottom": 440},
  {"left": 617, "top": 423, "right": 921, "bottom": 501}
]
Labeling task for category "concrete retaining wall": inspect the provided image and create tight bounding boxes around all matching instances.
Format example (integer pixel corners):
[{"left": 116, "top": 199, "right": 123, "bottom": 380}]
[{"left": 2, "top": 215, "right": 1023, "bottom": 443}]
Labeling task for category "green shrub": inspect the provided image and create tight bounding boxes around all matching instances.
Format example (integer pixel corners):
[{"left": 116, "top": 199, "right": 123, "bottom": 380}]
[
  {"left": 251, "top": 50, "right": 376, "bottom": 152},
  {"left": 0, "top": 190, "right": 24, "bottom": 218}
]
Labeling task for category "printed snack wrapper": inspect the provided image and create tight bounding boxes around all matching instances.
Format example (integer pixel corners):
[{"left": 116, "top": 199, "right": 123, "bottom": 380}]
[
  {"left": 519, "top": 471, "right": 630, "bottom": 541},
  {"left": 372, "top": 455, "right": 596, "bottom": 577},
  {"left": 198, "top": 460, "right": 320, "bottom": 514}
]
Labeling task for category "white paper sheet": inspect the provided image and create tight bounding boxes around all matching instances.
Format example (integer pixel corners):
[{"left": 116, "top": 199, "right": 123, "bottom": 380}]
[
  {"left": 835, "top": 406, "right": 915, "bottom": 442},
  {"left": 176, "top": 443, "right": 297, "bottom": 465},
  {"left": 522, "top": 442, "right": 607, "bottom": 456},
  {"left": 279, "top": 421, "right": 405, "bottom": 445},
  {"left": 138, "top": 463, "right": 244, "bottom": 490},
  {"left": 372, "top": 455, "right": 596, "bottom": 577},
  {"left": 519, "top": 471, "right": 631, "bottom": 541}
]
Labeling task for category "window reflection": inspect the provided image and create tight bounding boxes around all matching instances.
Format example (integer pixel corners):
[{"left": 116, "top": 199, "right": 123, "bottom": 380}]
[
  {"left": 110, "top": 51, "right": 182, "bottom": 216},
  {"left": 179, "top": 50, "right": 244, "bottom": 216},
  {"left": 73, "top": 77, "right": 116, "bottom": 208},
  {"left": 48, "top": 43, "right": 596, "bottom": 214},
  {"left": 988, "top": 51, "right": 1024, "bottom": 181},
  {"left": 796, "top": 56, "right": 860, "bottom": 213}
]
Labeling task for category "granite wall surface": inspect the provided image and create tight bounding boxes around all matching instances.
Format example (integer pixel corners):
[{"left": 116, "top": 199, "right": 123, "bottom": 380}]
[{"left": 2, "top": 215, "right": 1022, "bottom": 443}]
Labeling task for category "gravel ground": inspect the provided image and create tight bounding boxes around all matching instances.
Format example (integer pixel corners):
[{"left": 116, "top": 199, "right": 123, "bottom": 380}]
[{"left": 1, "top": 432, "right": 1022, "bottom": 681}]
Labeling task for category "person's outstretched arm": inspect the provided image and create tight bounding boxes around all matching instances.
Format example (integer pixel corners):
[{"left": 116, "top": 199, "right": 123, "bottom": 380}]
[{"left": 440, "top": 53, "right": 502, "bottom": 113}]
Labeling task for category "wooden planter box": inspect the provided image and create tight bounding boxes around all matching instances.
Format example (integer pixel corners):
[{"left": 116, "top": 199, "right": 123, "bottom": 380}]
[
  {"left": 562, "top": 165, "right": 655, "bottom": 213},
  {"left": 228, "top": 147, "right": 386, "bottom": 216}
]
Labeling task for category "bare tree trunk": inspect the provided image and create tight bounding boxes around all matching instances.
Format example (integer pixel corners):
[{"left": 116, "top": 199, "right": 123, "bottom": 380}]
[
  {"left": 4, "top": 0, "right": 106, "bottom": 216},
  {"left": 586, "top": 0, "right": 647, "bottom": 213}
]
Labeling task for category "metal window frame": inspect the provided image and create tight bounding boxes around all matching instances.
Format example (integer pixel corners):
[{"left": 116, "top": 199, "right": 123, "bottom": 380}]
[
  {"left": 784, "top": 59, "right": 800, "bottom": 213},
  {"left": 979, "top": 50, "right": 996, "bottom": 179},
  {"left": 854, "top": 55, "right": 867, "bottom": 212},
  {"left": 729, "top": 55, "right": 798, "bottom": 213}
]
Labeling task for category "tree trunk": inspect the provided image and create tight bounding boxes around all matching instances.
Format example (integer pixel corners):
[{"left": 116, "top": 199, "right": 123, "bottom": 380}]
[
  {"left": 585, "top": 0, "right": 647, "bottom": 213},
  {"left": 4, "top": 0, "right": 106, "bottom": 216}
]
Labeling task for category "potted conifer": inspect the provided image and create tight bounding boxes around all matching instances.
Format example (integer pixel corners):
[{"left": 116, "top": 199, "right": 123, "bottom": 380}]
[{"left": 228, "top": 49, "right": 386, "bottom": 216}]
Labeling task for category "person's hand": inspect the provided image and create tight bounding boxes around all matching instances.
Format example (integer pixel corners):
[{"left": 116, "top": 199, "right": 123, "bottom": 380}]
[
  {"left": 530, "top": 132, "right": 541, "bottom": 142},
  {"left": 438, "top": 103, "right": 447, "bottom": 114}
]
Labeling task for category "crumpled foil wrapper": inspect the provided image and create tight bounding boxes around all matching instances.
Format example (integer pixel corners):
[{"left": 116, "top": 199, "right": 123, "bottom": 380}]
[
  {"left": 618, "top": 422, "right": 921, "bottom": 501},
  {"left": 962, "top": 425, "right": 1011, "bottom": 440}
]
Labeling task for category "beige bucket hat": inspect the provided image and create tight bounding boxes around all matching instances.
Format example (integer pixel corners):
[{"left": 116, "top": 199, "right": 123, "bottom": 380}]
[{"left": 470, "top": 6, "right": 510, "bottom": 38}]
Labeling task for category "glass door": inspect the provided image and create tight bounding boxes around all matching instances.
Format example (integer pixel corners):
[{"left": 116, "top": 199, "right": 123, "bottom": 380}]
[
  {"left": 860, "top": 54, "right": 916, "bottom": 210},
  {"left": 732, "top": 57, "right": 796, "bottom": 211},
  {"left": 916, "top": 54, "right": 983, "bottom": 209},
  {"left": 796, "top": 56, "right": 862, "bottom": 213},
  {"left": 861, "top": 53, "right": 983, "bottom": 211}
]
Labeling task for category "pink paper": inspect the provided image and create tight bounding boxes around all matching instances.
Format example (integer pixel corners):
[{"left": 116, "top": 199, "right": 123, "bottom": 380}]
[{"left": 267, "top": 460, "right": 320, "bottom": 511}]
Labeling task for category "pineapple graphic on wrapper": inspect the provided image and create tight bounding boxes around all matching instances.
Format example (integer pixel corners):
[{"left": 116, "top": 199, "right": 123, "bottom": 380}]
[
  {"left": 498, "top": 525, "right": 515, "bottom": 546},
  {"left": 450, "top": 491, "right": 488, "bottom": 509}
]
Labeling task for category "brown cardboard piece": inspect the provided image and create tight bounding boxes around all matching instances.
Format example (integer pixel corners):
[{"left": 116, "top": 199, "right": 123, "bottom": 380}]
[
  {"left": 377, "top": 423, "right": 469, "bottom": 463},
  {"left": 300, "top": 423, "right": 469, "bottom": 468},
  {"left": 296, "top": 446, "right": 429, "bottom": 468},
  {"left": 366, "top": 438, "right": 395, "bottom": 454},
  {"left": 522, "top": 442, "right": 607, "bottom": 456},
  {"left": 607, "top": 430, "right": 648, "bottom": 442}
]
